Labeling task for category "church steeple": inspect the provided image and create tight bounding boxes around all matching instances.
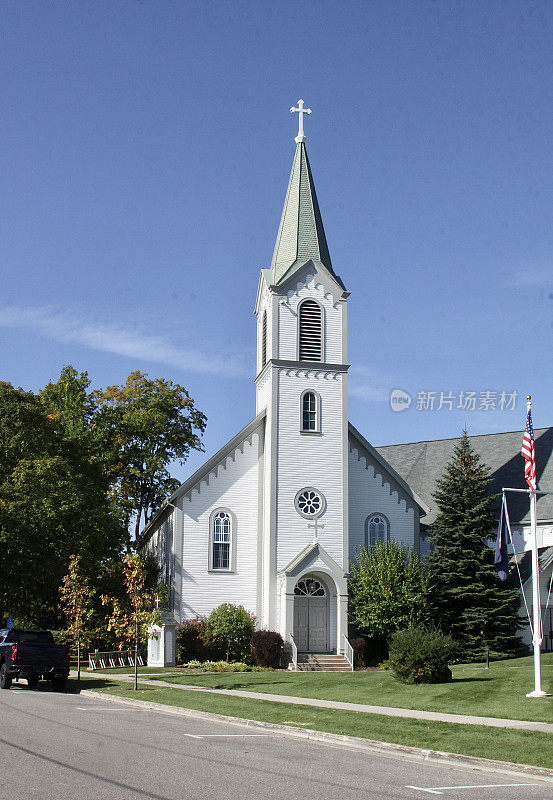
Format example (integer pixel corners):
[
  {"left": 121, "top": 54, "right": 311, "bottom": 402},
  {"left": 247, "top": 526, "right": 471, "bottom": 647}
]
[{"left": 270, "top": 101, "right": 345, "bottom": 290}]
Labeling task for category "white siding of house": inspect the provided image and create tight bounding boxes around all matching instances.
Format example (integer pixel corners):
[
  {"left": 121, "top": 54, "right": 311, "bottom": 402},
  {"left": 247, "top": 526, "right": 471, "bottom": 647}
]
[
  {"left": 348, "top": 439, "right": 417, "bottom": 564},
  {"left": 518, "top": 562, "right": 553, "bottom": 649},
  {"left": 178, "top": 430, "right": 262, "bottom": 622}
]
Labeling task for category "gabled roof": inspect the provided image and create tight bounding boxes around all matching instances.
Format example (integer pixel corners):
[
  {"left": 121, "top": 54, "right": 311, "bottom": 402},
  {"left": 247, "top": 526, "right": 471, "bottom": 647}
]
[
  {"left": 348, "top": 423, "right": 430, "bottom": 515},
  {"left": 280, "top": 541, "right": 347, "bottom": 578},
  {"left": 137, "top": 411, "right": 266, "bottom": 547},
  {"left": 376, "top": 428, "right": 553, "bottom": 526},
  {"left": 270, "top": 141, "right": 346, "bottom": 291}
]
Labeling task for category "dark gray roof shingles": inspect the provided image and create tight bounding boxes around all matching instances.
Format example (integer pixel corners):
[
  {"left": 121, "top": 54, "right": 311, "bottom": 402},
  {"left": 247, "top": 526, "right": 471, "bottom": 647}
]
[{"left": 375, "top": 428, "right": 553, "bottom": 526}]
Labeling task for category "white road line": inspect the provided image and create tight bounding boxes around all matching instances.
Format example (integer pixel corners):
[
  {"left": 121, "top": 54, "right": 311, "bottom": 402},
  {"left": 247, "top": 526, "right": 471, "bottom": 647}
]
[
  {"left": 186, "top": 734, "right": 270, "bottom": 738},
  {"left": 406, "top": 783, "right": 536, "bottom": 795},
  {"left": 76, "top": 707, "right": 137, "bottom": 711}
]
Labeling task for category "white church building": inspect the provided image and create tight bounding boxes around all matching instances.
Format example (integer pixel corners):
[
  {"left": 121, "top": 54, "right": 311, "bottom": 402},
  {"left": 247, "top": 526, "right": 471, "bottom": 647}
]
[
  {"left": 139, "top": 104, "right": 553, "bottom": 667},
  {"left": 139, "top": 104, "right": 428, "bottom": 666}
]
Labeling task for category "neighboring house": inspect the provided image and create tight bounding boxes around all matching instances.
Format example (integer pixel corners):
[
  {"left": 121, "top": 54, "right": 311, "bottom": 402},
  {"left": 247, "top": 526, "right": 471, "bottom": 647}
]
[
  {"left": 138, "top": 121, "right": 428, "bottom": 665},
  {"left": 139, "top": 117, "right": 552, "bottom": 665},
  {"left": 378, "top": 430, "right": 553, "bottom": 649}
]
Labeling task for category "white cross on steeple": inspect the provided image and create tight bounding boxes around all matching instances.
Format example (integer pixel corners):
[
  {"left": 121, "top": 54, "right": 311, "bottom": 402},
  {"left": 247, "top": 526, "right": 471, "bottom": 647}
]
[{"left": 290, "top": 99, "right": 312, "bottom": 143}]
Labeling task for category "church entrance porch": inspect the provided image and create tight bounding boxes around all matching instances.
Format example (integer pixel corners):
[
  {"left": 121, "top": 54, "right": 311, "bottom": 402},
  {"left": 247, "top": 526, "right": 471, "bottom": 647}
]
[{"left": 293, "top": 575, "right": 329, "bottom": 652}]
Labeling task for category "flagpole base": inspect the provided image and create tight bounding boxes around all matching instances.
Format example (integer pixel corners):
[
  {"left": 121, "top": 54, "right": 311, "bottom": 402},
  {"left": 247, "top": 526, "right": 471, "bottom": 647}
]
[{"left": 526, "top": 690, "right": 551, "bottom": 698}]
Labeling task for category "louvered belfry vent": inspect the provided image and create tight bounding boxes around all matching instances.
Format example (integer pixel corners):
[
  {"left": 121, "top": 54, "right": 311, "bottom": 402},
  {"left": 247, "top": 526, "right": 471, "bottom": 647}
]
[
  {"left": 261, "top": 311, "right": 268, "bottom": 367},
  {"left": 299, "top": 300, "right": 322, "bottom": 361}
]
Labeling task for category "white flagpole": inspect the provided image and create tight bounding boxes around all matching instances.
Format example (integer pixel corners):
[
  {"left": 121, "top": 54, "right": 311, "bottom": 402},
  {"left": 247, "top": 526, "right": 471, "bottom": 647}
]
[{"left": 525, "top": 396, "right": 549, "bottom": 698}]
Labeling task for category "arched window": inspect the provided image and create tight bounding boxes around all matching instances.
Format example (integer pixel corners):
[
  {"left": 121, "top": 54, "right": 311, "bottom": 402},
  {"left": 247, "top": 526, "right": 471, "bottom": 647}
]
[
  {"left": 300, "top": 390, "right": 320, "bottom": 432},
  {"left": 210, "top": 510, "right": 233, "bottom": 571},
  {"left": 299, "top": 300, "right": 323, "bottom": 361},
  {"left": 261, "top": 310, "right": 267, "bottom": 368},
  {"left": 366, "top": 514, "right": 390, "bottom": 548}
]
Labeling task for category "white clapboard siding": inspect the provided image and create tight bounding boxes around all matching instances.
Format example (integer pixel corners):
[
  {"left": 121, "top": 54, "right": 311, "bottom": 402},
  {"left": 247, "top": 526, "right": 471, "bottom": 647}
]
[
  {"left": 179, "top": 431, "right": 262, "bottom": 621},
  {"left": 275, "top": 370, "right": 346, "bottom": 571},
  {"left": 348, "top": 440, "right": 416, "bottom": 562}
]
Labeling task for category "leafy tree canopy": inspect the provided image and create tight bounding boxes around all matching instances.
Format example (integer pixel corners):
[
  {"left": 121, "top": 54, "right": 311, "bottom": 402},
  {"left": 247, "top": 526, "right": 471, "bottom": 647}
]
[
  {"left": 349, "top": 540, "right": 430, "bottom": 642},
  {"left": 93, "top": 371, "right": 206, "bottom": 541}
]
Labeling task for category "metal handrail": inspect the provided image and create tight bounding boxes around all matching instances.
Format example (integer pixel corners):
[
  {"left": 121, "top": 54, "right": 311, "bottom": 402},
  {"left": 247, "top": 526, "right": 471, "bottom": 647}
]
[
  {"left": 343, "top": 636, "right": 354, "bottom": 671},
  {"left": 289, "top": 634, "right": 298, "bottom": 671},
  {"left": 88, "top": 649, "right": 145, "bottom": 671}
]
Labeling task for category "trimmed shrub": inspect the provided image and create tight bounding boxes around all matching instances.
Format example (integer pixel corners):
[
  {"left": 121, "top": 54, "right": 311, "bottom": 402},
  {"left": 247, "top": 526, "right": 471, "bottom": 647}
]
[
  {"left": 176, "top": 618, "right": 211, "bottom": 664},
  {"left": 389, "top": 625, "right": 459, "bottom": 684},
  {"left": 179, "top": 660, "right": 269, "bottom": 672},
  {"left": 251, "top": 630, "right": 284, "bottom": 668},
  {"left": 205, "top": 604, "right": 256, "bottom": 663}
]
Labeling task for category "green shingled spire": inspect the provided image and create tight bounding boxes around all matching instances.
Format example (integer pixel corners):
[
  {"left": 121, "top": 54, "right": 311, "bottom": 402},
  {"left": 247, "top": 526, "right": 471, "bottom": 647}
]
[{"left": 271, "top": 141, "right": 336, "bottom": 286}]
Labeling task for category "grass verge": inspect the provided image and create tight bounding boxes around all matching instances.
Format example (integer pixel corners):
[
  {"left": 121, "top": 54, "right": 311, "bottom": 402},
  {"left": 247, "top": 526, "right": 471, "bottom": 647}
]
[
  {"left": 90, "top": 654, "right": 553, "bottom": 724},
  {"left": 76, "top": 675, "right": 553, "bottom": 770}
]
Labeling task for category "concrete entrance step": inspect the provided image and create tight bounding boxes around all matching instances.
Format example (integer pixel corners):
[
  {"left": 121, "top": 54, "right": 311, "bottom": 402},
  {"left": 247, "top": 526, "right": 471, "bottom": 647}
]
[{"left": 295, "top": 653, "right": 352, "bottom": 671}]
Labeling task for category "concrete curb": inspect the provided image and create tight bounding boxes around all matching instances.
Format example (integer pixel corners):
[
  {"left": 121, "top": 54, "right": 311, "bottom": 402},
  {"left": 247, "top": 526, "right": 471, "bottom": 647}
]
[{"left": 80, "top": 689, "right": 553, "bottom": 785}]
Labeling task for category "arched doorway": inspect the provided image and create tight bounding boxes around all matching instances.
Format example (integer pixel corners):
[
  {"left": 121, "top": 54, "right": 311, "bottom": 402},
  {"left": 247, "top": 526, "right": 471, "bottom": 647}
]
[{"left": 293, "top": 575, "right": 329, "bottom": 652}]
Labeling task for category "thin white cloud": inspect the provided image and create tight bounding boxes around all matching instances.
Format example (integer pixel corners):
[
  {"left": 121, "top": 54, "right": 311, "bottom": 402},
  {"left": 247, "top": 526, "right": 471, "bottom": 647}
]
[
  {"left": 507, "top": 267, "right": 553, "bottom": 288},
  {"left": 348, "top": 366, "right": 391, "bottom": 403},
  {"left": 0, "top": 305, "right": 248, "bottom": 378}
]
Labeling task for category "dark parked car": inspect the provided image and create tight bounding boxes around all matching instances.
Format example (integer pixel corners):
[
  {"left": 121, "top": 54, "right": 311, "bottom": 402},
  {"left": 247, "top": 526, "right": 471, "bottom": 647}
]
[{"left": 0, "top": 629, "right": 70, "bottom": 690}]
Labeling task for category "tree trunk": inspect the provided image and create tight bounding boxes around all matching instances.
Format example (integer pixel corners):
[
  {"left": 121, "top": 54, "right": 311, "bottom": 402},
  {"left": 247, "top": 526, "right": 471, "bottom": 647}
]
[
  {"left": 77, "top": 633, "right": 81, "bottom": 685},
  {"left": 134, "top": 510, "right": 142, "bottom": 543}
]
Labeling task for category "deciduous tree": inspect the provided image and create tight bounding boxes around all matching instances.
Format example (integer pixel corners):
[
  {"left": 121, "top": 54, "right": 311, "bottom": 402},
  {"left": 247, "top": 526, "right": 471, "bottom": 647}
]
[
  {"left": 102, "top": 553, "right": 161, "bottom": 689},
  {"left": 60, "top": 554, "right": 95, "bottom": 682},
  {"left": 349, "top": 540, "right": 430, "bottom": 643},
  {"left": 93, "top": 371, "right": 206, "bottom": 543}
]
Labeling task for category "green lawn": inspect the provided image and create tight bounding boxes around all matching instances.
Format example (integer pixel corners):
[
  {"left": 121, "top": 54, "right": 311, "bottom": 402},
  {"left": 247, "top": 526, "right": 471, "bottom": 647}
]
[
  {"left": 76, "top": 674, "right": 553, "bottom": 771},
  {"left": 88, "top": 654, "right": 553, "bottom": 724}
]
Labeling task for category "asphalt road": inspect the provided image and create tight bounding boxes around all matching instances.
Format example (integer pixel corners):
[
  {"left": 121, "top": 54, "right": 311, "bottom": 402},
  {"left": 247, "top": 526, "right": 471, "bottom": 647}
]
[{"left": 0, "top": 683, "right": 550, "bottom": 800}]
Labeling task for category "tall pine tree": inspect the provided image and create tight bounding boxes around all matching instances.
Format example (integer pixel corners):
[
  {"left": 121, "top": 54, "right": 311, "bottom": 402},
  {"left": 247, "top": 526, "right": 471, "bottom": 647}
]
[{"left": 429, "top": 431, "right": 522, "bottom": 660}]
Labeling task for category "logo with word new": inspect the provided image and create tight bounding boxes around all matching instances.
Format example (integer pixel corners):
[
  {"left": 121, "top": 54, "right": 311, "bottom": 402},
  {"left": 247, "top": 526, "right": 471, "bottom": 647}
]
[{"left": 390, "top": 389, "right": 412, "bottom": 412}]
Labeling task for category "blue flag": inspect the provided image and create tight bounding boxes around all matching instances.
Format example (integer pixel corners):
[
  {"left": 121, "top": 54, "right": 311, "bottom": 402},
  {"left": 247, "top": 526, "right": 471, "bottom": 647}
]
[{"left": 494, "top": 496, "right": 509, "bottom": 581}]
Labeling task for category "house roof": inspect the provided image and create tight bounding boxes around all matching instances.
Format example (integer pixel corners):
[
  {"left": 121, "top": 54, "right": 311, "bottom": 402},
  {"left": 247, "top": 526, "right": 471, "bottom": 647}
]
[
  {"left": 270, "top": 141, "right": 346, "bottom": 290},
  {"left": 375, "top": 428, "right": 553, "bottom": 526}
]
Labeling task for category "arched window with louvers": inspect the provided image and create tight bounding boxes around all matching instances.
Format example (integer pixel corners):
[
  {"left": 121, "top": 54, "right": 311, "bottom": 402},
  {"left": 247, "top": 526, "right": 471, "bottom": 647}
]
[{"left": 298, "top": 299, "right": 323, "bottom": 361}]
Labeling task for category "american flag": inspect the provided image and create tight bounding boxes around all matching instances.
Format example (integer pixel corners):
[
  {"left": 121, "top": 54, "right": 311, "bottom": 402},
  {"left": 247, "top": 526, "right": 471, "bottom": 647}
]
[{"left": 521, "top": 407, "right": 537, "bottom": 491}]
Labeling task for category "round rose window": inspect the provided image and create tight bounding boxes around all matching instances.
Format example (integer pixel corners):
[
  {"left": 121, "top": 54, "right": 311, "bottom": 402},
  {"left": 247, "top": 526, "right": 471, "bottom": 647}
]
[{"left": 295, "top": 488, "right": 325, "bottom": 518}]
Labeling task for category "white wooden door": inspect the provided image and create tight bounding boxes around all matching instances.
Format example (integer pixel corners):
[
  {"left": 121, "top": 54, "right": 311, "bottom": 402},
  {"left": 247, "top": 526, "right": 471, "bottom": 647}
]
[
  {"left": 293, "top": 597, "right": 309, "bottom": 651},
  {"left": 293, "top": 595, "right": 328, "bottom": 652},
  {"left": 308, "top": 597, "right": 328, "bottom": 652}
]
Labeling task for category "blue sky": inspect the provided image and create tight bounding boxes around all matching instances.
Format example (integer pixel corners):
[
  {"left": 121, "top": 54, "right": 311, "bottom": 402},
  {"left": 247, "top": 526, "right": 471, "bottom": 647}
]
[{"left": 2, "top": 1, "right": 553, "bottom": 481}]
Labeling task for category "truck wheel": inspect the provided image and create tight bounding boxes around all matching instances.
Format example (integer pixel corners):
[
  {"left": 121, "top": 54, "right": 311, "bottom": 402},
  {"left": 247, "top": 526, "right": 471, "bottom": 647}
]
[
  {"left": 0, "top": 663, "right": 12, "bottom": 690},
  {"left": 51, "top": 677, "right": 66, "bottom": 692},
  {"left": 27, "top": 675, "right": 39, "bottom": 689}
]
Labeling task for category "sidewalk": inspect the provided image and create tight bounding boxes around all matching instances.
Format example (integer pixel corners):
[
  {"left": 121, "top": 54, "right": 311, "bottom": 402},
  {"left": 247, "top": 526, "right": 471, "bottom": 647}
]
[{"left": 75, "top": 672, "right": 553, "bottom": 734}]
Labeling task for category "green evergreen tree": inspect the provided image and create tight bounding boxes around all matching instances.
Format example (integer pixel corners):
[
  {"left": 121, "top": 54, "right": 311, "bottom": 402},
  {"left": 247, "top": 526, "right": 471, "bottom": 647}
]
[{"left": 428, "top": 431, "right": 522, "bottom": 660}]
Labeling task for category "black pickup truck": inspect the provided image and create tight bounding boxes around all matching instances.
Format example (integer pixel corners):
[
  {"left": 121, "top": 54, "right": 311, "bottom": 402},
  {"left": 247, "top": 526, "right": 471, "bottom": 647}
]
[{"left": 0, "top": 629, "right": 70, "bottom": 690}]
